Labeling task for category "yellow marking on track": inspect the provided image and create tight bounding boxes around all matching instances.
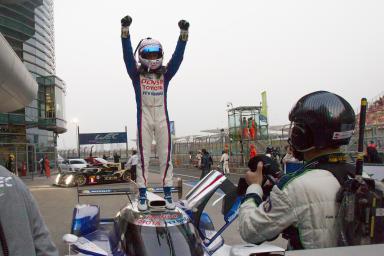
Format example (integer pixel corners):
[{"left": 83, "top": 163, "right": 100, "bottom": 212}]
[{"left": 29, "top": 185, "right": 64, "bottom": 191}]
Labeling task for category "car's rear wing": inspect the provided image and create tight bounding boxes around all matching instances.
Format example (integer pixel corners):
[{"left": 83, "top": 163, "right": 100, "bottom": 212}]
[{"left": 77, "top": 178, "right": 183, "bottom": 203}]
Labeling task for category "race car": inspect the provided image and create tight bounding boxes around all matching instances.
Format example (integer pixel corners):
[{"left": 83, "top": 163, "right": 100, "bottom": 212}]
[
  {"left": 62, "top": 171, "right": 286, "bottom": 256},
  {"left": 55, "top": 164, "right": 131, "bottom": 187}
]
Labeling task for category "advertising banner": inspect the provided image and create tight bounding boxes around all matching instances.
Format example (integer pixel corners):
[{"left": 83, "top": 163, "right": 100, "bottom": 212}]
[
  {"left": 170, "top": 121, "right": 175, "bottom": 136},
  {"left": 79, "top": 132, "right": 127, "bottom": 145},
  {"left": 261, "top": 91, "right": 268, "bottom": 118},
  {"left": 259, "top": 114, "right": 268, "bottom": 124}
]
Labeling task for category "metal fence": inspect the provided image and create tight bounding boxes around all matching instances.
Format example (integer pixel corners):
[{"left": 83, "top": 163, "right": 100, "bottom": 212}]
[
  {"left": 173, "top": 134, "right": 229, "bottom": 168},
  {"left": 173, "top": 127, "right": 384, "bottom": 168},
  {"left": 57, "top": 124, "right": 384, "bottom": 170},
  {"left": 58, "top": 146, "right": 130, "bottom": 163},
  {"left": 58, "top": 137, "right": 283, "bottom": 169},
  {"left": 172, "top": 134, "right": 274, "bottom": 168}
]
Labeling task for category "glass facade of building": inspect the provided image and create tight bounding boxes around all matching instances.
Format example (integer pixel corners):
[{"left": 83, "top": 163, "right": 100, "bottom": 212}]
[{"left": 0, "top": 0, "right": 66, "bottom": 172}]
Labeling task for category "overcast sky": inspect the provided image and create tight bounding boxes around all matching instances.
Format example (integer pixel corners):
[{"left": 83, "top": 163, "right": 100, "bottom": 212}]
[{"left": 55, "top": 0, "right": 384, "bottom": 150}]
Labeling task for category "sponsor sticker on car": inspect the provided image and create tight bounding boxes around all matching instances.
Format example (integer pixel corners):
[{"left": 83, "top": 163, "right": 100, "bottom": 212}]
[{"left": 134, "top": 212, "right": 189, "bottom": 227}]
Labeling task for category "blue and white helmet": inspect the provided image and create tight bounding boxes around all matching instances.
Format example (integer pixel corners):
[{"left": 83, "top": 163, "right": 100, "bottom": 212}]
[{"left": 137, "top": 38, "right": 163, "bottom": 71}]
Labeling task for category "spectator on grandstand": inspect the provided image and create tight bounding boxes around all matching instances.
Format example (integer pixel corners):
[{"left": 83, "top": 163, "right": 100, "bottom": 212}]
[
  {"left": 196, "top": 150, "right": 202, "bottom": 168},
  {"left": 249, "top": 144, "right": 257, "bottom": 159},
  {"left": 200, "top": 149, "right": 213, "bottom": 179},
  {"left": 368, "top": 140, "right": 377, "bottom": 149},
  {"left": 189, "top": 151, "right": 193, "bottom": 167},
  {"left": 379, "top": 96, "right": 384, "bottom": 106},
  {"left": 113, "top": 152, "right": 120, "bottom": 163},
  {"left": 265, "top": 146, "right": 273, "bottom": 157},
  {"left": 366, "top": 145, "right": 383, "bottom": 164},
  {"left": 127, "top": 150, "right": 138, "bottom": 182},
  {"left": 220, "top": 149, "right": 230, "bottom": 175},
  {"left": 38, "top": 156, "right": 45, "bottom": 176},
  {"left": 5, "top": 154, "right": 15, "bottom": 174}
]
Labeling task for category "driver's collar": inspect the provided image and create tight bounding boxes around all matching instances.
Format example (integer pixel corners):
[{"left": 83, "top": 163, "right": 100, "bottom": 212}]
[{"left": 303, "top": 152, "right": 347, "bottom": 169}]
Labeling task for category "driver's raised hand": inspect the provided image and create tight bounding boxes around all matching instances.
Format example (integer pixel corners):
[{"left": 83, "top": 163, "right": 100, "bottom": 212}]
[
  {"left": 121, "top": 15, "right": 132, "bottom": 38},
  {"left": 178, "top": 20, "right": 189, "bottom": 31},
  {"left": 178, "top": 19, "right": 189, "bottom": 41},
  {"left": 121, "top": 15, "right": 132, "bottom": 27}
]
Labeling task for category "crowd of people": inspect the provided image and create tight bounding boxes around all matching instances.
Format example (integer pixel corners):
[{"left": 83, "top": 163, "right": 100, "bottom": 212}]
[
  {"left": 2, "top": 154, "right": 51, "bottom": 177},
  {"left": 241, "top": 117, "right": 257, "bottom": 140},
  {"left": 365, "top": 140, "right": 383, "bottom": 163},
  {"left": 192, "top": 143, "right": 303, "bottom": 179},
  {"left": 38, "top": 155, "right": 50, "bottom": 177},
  {"left": 193, "top": 148, "right": 230, "bottom": 178}
]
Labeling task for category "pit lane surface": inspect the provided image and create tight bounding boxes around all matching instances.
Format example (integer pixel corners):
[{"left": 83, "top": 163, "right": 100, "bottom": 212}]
[{"left": 25, "top": 167, "right": 286, "bottom": 255}]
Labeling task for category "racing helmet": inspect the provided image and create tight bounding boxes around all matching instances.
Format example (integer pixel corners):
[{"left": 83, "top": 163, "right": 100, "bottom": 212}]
[
  {"left": 288, "top": 91, "right": 356, "bottom": 152},
  {"left": 136, "top": 38, "right": 163, "bottom": 71}
]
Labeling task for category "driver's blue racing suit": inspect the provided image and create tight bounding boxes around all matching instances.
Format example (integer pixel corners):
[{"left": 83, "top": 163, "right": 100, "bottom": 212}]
[{"left": 122, "top": 35, "right": 187, "bottom": 188}]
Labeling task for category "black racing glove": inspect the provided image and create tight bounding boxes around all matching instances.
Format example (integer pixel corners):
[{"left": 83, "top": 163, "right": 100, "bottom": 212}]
[
  {"left": 178, "top": 19, "right": 189, "bottom": 41},
  {"left": 121, "top": 15, "right": 132, "bottom": 27},
  {"left": 178, "top": 20, "right": 189, "bottom": 31},
  {"left": 121, "top": 15, "right": 132, "bottom": 38}
]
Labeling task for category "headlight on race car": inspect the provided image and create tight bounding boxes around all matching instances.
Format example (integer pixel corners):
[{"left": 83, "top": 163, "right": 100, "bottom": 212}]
[
  {"left": 65, "top": 175, "right": 74, "bottom": 185},
  {"left": 55, "top": 174, "right": 61, "bottom": 184}
]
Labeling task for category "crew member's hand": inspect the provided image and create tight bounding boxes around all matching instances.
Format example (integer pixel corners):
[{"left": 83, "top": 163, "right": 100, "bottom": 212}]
[
  {"left": 121, "top": 15, "right": 132, "bottom": 38},
  {"left": 245, "top": 161, "right": 264, "bottom": 186},
  {"left": 178, "top": 20, "right": 190, "bottom": 31},
  {"left": 178, "top": 20, "right": 189, "bottom": 41},
  {"left": 121, "top": 15, "right": 132, "bottom": 27}
]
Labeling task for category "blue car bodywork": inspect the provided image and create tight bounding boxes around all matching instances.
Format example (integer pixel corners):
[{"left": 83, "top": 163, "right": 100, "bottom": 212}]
[{"left": 66, "top": 172, "right": 242, "bottom": 256}]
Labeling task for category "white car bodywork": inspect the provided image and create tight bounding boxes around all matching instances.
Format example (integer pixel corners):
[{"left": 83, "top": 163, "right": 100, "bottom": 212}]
[
  {"left": 59, "top": 159, "right": 87, "bottom": 172},
  {"left": 93, "top": 158, "right": 109, "bottom": 165}
]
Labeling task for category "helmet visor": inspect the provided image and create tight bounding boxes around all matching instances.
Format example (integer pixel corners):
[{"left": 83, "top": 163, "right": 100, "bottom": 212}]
[
  {"left": 288, "top": 122, "right": 315, "bottom": 152},
  {"left": 140, "top": 45, "right": 163, "bottom": 60}
]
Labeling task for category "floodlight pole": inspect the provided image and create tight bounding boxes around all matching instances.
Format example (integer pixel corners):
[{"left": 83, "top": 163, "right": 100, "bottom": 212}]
[
  {"left": 356, "top": 98, "right": 367, "bottom": 176},
  {"left": 125, "top": 126, "right": 129, "bottom": 161},
  {"left": 77, "top": 125, "right": 80, "bottom": 158}
]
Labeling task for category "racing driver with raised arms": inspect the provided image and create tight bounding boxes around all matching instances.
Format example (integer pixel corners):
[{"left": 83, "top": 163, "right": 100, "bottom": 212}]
[{"left": 121, "top": 15, "right": 189, "bottom": 211}]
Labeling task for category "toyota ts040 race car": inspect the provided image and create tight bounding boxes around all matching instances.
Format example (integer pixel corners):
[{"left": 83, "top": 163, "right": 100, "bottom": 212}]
[
  {"left": 62, "top": 171, "right": 286, "bottom": 256},
  {"left": 55, "top": 164, "right": 130, "bottom": 187}
]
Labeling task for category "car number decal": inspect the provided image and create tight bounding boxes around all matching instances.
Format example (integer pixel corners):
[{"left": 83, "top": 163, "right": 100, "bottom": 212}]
[{"left": 134, "top": 213, "right": 189, "bottom": 227}]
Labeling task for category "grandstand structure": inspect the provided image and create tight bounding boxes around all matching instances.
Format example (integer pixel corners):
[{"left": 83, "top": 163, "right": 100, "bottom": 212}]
[
  {"left": 172, "top": 105, "right": 270, "bottom": 168},
  {"left": 349, "top": 92, "right": 384, "bottom": 152},
  {"left": 366, "top": 92, "right": 384, "bottom": 126}
]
